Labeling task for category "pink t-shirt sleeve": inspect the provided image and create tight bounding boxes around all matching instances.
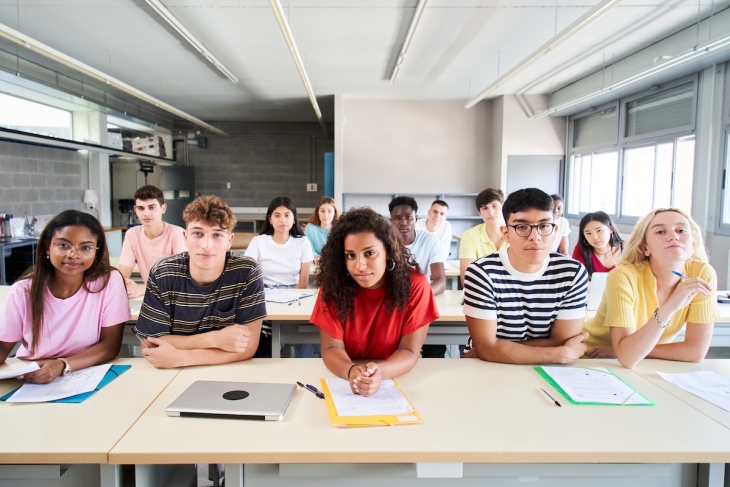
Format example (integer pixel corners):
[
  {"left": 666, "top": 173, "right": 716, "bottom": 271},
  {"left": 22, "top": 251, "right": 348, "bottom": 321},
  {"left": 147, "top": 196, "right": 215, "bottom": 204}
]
[
  {"left": 0, "top": 281, "right": 28, "bottom": 343},
  {"left": 171, "top": 226, "right": 188, "bottom": 254},
  {"left": 102, "top": 271, "right": 132, "bottom": 327},
  {"left": 118, "top": 228, "right": 138, "bottom": 269}
]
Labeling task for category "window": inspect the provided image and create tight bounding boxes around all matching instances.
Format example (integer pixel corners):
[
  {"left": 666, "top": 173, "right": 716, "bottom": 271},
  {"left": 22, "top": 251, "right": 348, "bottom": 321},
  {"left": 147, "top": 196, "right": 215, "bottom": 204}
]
[
  {"left": 718, "top": 62, "right": 730, "bottom": 232},
  {"left": 566, "top": 75, "right": 697, "bottom": 222},
  {"left": 0, "top": 93, "right": 72, "bottom": 139}
]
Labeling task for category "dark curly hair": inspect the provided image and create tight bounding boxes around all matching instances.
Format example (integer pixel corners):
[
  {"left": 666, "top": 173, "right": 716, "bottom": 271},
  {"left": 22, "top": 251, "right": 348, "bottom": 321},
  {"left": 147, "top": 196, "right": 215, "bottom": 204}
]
[{"left": 314, "top": 207, "right": 420, "bottom": 323}]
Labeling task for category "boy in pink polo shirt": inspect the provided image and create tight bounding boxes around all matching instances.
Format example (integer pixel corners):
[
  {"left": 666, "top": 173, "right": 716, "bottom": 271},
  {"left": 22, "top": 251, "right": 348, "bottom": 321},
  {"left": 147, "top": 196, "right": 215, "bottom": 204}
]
[{"left": 118, "top": 185, "right": 187, "bottom": 298}]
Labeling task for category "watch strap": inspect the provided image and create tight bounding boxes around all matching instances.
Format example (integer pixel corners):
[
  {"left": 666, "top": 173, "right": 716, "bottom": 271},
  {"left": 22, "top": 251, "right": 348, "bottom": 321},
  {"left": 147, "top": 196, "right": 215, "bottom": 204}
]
[{"left": 57, "top": 357, "right": 71, "bottom": 375}]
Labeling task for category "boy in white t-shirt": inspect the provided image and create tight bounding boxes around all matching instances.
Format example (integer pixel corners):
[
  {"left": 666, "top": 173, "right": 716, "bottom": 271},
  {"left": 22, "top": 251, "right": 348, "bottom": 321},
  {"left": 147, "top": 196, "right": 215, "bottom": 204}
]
[
  {"left": 118, "top": 185, "right": 187, "bottom": 298},
  {"left": 415, "top": 199, "right": 453, "bottom": 260}
]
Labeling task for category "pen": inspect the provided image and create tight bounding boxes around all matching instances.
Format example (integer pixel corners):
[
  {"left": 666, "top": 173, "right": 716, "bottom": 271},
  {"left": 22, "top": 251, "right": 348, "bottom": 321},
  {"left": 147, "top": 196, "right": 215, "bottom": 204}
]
[
  {"left": 671, "top": 270, "right": 690, "bottom": 280},
  {"left": 540, "top": 388, "right": 561, "bottom": 407},
  {"left": 297, "top": 381, "right": 324, "bottom": 399}
]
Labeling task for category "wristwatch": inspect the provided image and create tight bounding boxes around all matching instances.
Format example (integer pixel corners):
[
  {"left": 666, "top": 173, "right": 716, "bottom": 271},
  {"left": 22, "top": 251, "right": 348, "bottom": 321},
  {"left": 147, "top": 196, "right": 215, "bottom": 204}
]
[
  {"left": 57, "top": 357, "right": 72, "bottom": 376},
  {"left": 653, "top": 308, "right": 671, "bottom": 329}
]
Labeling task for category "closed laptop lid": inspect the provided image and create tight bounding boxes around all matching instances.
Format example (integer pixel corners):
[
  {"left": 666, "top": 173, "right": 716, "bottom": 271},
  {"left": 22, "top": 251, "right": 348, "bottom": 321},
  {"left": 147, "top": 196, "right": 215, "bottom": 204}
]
[
  {"left": 166, "top": 380, "right": 296, "bottom": 421},
  {"left": 586, "top": 272, "right": 608, "bottom": 311}
]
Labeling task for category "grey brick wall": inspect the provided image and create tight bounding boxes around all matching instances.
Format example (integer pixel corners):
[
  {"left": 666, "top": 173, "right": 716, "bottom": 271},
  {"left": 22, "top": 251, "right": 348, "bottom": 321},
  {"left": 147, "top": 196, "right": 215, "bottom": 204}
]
[
  {"left": 0, "top": 140, "right": 85, "bottom": 218},
  {"left": 182, "top": 122, "right": 334, "bottom": 209}
]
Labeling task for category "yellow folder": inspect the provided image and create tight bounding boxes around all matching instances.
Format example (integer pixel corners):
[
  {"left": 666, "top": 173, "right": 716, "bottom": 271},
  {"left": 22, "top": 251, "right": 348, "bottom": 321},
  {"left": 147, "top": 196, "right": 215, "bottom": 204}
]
[{"left": 320, "top": 378, "right": 423, "bottom": 427}]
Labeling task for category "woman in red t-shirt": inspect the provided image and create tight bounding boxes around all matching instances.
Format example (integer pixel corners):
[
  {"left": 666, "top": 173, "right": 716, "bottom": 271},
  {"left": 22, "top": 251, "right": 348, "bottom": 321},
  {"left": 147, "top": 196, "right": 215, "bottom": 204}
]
[
  {"left": 310, "top": 208, "right": 440, "bottom": 396},
  {"left": 572, "top": 211, "right": 624, "bottom": 278}
]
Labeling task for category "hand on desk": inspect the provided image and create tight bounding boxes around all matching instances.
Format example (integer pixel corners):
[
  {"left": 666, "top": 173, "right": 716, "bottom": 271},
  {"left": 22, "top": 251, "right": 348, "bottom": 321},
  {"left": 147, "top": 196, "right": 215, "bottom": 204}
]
[
  {"left": 18, "top": 359, "right": 64, "bottom": 384},
  {"left": 350, "top": 363, "right": 381, "bottom": 397},
  {"left": 124, "top": 279, "right": 145, "bottom": 299},
  {"left": 587, "top": 345, "right": 616, "bottom": 359},
  {"left": 555, "top": 332, "right": 589, "bottom": 364},
  {"left": 141, "top": 337, "right": 182, "bottom": 369},
  {"left": 210, "top": 324, "right": 252, "bottom": 353}
]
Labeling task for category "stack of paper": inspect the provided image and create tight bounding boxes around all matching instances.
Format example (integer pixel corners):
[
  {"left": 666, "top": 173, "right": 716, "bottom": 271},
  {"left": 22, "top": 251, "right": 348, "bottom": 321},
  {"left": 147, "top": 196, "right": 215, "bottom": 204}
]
[
  {"left": 264, "top": 289, "right": 315, "bottom": 304},
  {"left": 5, "top": 364, "right": 111, "bottom": 403},
  {"left": 0, "top": 361, "right": 39, "bottom": 380},
  {"left": 658, "top": 371, "right": 730, "bottom": 411},
  {"left": 536, "top": 366, "right": 654, "bottom": 406},
  {"left": 320, "top": 378, "right": 422, "bottom": 427}
]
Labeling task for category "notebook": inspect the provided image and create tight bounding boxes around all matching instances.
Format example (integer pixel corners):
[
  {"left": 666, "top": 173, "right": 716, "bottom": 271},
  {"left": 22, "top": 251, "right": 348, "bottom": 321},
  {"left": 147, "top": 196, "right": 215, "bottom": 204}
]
[
  {"left": 166, "top": 380, "right": 296, "bottom": 421},
  {"left": 586, "top": 272, "right": 608, "bottom": 311}
]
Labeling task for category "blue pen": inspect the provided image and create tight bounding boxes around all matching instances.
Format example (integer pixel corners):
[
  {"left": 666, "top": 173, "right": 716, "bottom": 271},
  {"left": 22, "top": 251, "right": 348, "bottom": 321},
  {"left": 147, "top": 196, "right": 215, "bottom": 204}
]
[
  {"left": 671, "top": 270, "right": 690, "bottom": 280},
  {"left": 297, "top": 381, "right": 325, "bottom": 399}
]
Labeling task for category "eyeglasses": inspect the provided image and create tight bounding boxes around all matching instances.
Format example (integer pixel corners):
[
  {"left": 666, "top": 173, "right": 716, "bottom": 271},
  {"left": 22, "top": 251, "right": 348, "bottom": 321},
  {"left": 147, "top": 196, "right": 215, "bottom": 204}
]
[
  {"left": 51, "top": 242, "right": 99, "bottom": 257},
  {"left": 507, "top": 223, "right": 556, "bottom": 238},
  {"left": 391, "top": 215, "right": 417, "bottom": 222}
]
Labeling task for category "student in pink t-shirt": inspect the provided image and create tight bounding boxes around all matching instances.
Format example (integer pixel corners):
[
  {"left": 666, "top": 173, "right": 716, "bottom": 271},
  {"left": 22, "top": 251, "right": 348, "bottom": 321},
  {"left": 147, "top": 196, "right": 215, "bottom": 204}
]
[
  {"left": 118, "top": 185, "right": 187, "bottom": 298},
  {"left": 0, "top": 210, "right": 131, "bottom": 384}
]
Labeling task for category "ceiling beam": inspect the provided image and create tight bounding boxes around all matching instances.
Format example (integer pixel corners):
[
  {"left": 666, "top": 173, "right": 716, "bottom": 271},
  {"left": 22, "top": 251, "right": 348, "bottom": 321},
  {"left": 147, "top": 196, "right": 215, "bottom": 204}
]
[
  {"left": 268, "top": 0, "right": 328, "bottom": 137},
  {"left": 390, "top": 0, "right": 428, "bottom": 84},
  {"left": 0, "top": 21, "right": 229, "bottom": 136},
  {"left": 465, "top": 0, "right": 624, "bottom": 109}
]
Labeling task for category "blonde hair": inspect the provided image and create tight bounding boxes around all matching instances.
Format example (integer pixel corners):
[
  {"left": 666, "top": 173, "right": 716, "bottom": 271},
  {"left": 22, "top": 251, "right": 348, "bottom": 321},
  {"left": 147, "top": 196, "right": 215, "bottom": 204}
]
[
  {"left": 307, "top": 197, "right": 340, "bottom": 226},
  {"left": 620, "top": 207, "right": 708, "bottom": 268}
]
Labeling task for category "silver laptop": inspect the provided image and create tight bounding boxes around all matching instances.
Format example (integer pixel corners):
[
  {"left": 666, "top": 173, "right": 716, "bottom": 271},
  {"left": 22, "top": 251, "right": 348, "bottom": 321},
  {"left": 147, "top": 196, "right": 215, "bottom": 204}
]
[
  {"left": 166, "top": 381, "right": 296, "bottom": 421},
  {"left": 586, "top": 272, "right": 608, "bottom": 311}
]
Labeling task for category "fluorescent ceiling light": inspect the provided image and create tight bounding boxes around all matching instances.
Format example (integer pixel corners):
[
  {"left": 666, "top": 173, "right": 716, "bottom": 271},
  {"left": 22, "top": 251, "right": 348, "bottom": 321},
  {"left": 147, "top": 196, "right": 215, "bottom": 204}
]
[
  {"left": 268, "top": 0, "right": 328, "bottom": 137},
  {"left": 465, "top": 0, "right": 624, "bottom": 109},
  {"left": 0, "top": 21, "right": 228, "bottom": 136},
  {"left": 390, "top": 0, "right": 428, "bottom": 84},
  {"left": 530, "top": 33, "right": 730, "bottom": 119},
  {"left": 143, "top": 0, "right": 238, "bottom": 84}
]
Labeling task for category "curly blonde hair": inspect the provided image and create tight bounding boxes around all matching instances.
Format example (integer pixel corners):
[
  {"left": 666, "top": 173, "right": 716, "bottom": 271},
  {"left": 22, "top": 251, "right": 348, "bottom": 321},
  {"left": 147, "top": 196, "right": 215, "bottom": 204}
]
[
  {"left": 620, "top": 207, "right": 708, "bottom": 269},
  {"left": 183, "top": 195, "right": 236, "bottom": 231}
]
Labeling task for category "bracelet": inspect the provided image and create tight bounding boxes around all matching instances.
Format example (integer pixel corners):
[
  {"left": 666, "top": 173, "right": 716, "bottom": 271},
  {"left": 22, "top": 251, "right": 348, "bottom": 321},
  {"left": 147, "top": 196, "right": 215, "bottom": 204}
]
[
  {"left": 653, "top": 308, "right": 671, "bottom": 329},
  {"left": 347, "top": 364, "right": 358, "bottom": 379}
]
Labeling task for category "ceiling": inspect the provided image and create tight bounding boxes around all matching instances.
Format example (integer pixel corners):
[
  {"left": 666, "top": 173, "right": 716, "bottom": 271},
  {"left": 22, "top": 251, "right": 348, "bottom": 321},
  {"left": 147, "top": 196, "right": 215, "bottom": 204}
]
[{"left": 0, "top": 0, "right": 727, "bottom": 124}]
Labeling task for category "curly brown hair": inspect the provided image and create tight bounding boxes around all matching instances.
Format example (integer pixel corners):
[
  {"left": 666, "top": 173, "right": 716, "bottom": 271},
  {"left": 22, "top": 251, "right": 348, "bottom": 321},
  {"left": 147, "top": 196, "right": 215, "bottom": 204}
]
[
  {"left": 314, "top": 207, "right": 420, "bottom": 323},
  {"left": 183, "top": 195, "right": 236, "bottom": 231}
]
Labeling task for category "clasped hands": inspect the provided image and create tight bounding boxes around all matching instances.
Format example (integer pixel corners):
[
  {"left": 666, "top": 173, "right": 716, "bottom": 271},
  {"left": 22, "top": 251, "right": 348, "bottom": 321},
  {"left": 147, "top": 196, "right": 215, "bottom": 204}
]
[{"left": 141, "top": 324, "right": 252, "bottom": 368}]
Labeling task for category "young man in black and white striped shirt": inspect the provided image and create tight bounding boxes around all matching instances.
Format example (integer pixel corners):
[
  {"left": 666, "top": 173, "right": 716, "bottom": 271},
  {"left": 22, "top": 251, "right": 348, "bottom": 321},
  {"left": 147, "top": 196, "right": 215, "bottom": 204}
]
[{"left": 463, "top": 188, "right": 589, "bottom": 364}]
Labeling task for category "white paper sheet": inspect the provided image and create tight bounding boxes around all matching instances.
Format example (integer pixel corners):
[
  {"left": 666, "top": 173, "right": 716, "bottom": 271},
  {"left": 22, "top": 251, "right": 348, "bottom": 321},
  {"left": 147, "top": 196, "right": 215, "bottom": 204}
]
[
  {"left": 325, "top": 378, "right": 414, "bottom": 417},
  {"left": 264, "top": 289, "right": 315, "bottom": 304},
  {"left": 541, "top": 366, "right": 652, "bottom": 405},
  {"left": 658, "top": 370, "right": 730, "bottom": 411},
  {"left": 6, "top": 364, "right": 111, "bottom": 403},
  {"left": 0, "top": 361, "right": 39, "bottom": 380}
]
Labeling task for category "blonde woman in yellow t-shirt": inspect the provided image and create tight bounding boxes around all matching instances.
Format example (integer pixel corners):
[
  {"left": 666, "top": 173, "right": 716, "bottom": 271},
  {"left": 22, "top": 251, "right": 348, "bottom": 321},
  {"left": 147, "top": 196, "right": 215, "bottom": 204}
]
[{"left": 584, "top": 208, "right": 721, "bottom": 369}]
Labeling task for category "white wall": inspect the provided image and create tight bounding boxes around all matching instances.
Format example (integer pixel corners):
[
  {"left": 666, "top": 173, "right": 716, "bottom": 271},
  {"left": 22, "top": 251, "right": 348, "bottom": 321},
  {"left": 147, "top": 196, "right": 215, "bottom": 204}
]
[{"left": 340, "top": 100, "right": 493, "bottom": 194}]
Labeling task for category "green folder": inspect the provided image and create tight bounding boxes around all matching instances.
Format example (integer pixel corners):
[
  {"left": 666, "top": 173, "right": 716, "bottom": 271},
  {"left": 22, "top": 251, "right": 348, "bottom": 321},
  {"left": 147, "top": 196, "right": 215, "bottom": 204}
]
[{"left": 535, "top": 366, "right": 655, "bottom": 406}]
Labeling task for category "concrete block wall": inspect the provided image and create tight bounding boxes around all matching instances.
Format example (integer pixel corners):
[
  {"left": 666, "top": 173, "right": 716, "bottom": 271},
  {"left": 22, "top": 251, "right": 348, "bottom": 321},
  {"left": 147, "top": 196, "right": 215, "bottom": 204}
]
[
  {"left": 0, "top": 140, "right": 85, "bottom": 218},
  {"left": 182, "top": 122, "right": 334, "bottom": 209}
]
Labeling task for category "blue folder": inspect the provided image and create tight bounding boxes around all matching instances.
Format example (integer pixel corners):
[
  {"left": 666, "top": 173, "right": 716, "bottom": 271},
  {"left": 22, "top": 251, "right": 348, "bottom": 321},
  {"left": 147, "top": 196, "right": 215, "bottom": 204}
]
[{"left": 0, "top": 364, "right": 131, "bottom": 403}]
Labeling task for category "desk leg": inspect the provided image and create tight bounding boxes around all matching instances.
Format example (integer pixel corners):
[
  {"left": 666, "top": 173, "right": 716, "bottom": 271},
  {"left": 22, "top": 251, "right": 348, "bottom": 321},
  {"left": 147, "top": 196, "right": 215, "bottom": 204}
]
[
  {"left": 698, "top": 463, "right": 724, "bottom": 487},
  {"left": 272, "top": 321, "right": 281, "bottom": 358},
  {"left": 100, "top": 464, "right": 121, "bottom": 487},
  {"left": 225, "top": 464, "right": 243, "bottom": 487}
]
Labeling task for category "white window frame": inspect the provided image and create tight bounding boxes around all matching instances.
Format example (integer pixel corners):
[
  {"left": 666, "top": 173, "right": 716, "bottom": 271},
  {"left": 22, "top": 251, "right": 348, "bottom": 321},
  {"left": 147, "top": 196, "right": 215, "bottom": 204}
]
[{"left": 716, "top": 62, "right": 730, "bottom": 235}]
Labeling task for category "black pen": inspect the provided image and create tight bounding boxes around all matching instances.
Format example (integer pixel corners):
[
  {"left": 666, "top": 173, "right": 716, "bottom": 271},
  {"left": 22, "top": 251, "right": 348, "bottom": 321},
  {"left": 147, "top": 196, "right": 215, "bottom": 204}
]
[
  {"left": 540, "top": 388, "right": 561, "bottom": 407},
  {"left": 297, "top": 381, "right": 324, "bottom": 399}
]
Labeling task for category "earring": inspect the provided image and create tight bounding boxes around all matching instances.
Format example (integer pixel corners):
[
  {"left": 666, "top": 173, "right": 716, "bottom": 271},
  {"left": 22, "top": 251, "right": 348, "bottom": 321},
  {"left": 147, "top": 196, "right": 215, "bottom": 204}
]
[
  {"left": 46, "top": 254, "right": 49, "bottom": 259},
  {"left": 387, "top": 259, "right": 395, "bottom": 271}
]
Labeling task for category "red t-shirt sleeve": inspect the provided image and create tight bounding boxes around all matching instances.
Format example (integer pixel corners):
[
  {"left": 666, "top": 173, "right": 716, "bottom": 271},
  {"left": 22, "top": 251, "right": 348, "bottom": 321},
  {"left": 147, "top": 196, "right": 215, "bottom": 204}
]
[
  {"left": 401, "top": 271, "right": 440, "bottom": 335},
  {"left": 571, "top": 245, "right": 586, "bottom": 265},
  {"left": 310, "top": 291, "right": 345, "bottom": 340}
]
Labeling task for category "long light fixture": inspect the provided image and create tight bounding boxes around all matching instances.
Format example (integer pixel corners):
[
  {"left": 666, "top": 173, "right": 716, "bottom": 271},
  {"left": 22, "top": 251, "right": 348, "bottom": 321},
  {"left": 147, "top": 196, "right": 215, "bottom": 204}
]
[
  {"left": 0, "top": 21, "right": 228, "bottom": 136},
  {"left": 530, "top": 33, "right": 730, "bottom": 119},
  {"left": 465, "top": 0, "right": 624, "bottom": 109},
  {"left": 268, "top": 0, "right": 328, "bottom": 137},
  {"left": 143, "top": 0, "right": 238, "bottom": 83},
  {"left": 390, "top": 0, "right": 428, "bottom": 84}
]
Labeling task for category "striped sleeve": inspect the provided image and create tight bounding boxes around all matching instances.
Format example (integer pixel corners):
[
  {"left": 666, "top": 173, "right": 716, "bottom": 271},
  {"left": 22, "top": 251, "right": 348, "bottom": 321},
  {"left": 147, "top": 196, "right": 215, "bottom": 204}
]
[
  {"left": 462, "top": 258, "right": 498, "bottom": 321},
  {"left": 235, "top": 259, "right": 267, "bottom": 325},
  {"left": 556, "top": 260, "right": 588, "bottom": 320},
  {"left": 133, "top": 260, "right": 173, "bottom": 338}
]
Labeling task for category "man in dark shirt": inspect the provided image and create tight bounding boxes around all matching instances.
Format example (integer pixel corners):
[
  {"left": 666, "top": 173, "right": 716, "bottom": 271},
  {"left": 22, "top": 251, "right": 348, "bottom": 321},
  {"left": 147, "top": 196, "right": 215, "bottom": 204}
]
[{"left": 134, "top": 195, "right": 266, "bottom": 368}]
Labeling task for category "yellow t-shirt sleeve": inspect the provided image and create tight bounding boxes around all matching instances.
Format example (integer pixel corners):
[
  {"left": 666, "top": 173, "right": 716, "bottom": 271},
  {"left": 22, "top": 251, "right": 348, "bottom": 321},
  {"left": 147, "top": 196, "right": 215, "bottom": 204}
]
[
  {"left": 686, "top": 263, "right": 722, "bottom": 325},
  {"left": 458, "top": 228, "right": 478, "bottom": 259},
  {"left": 603, "top": 268, "right": 641, "bottom": 329}
]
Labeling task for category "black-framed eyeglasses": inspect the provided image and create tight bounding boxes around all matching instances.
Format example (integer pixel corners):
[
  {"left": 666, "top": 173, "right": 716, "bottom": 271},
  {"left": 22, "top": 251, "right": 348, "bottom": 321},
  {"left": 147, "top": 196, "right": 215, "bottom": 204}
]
[
  {"left": 507, "top": 223, "right": 555, "bottom": 238},
  {"left": 391, "top": 215, "right": 417, "bottom": 222}
]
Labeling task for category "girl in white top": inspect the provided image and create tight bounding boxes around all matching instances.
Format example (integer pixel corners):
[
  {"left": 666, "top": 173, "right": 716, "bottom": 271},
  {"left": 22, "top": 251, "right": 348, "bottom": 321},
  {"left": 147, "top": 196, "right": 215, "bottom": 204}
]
[
  {"left": 550, "top": 193, "right": 570, "bottom": 255},
  {"left": 245, "top": 197, "right": 313, "bottom": 288},
  {"left": 415, "top": 199, "right": 453, "bottom": 260}
]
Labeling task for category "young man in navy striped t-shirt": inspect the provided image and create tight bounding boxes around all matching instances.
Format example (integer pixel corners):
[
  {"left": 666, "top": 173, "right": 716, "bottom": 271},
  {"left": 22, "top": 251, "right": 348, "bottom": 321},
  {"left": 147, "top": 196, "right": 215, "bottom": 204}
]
[{"left": 463, "top": 188, "right": 589, "bottom": 364}]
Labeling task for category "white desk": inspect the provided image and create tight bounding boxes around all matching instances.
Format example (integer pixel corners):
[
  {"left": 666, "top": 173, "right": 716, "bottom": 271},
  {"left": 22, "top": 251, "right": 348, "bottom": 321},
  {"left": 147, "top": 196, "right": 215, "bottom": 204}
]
[
  {"left": 0, "top": 358, "right": 179, "bottom": 487},
  {"left": 109, "top": 358, "right": 730, "bottom": 487}
]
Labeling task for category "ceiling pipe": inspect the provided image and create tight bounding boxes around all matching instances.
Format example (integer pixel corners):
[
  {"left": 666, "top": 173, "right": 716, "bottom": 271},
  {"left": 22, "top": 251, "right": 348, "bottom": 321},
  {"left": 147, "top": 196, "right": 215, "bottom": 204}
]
[{"left": 390, "top": 0, "right": 428, "bottom": 84}]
